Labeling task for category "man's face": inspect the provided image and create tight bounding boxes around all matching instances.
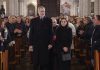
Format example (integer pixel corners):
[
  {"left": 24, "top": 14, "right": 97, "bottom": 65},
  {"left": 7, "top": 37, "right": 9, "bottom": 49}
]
[
  {"left": 52, "top": 19, "right": 57, "bottom": 27},
  {"left": 38, "top": 8, "right": 45, "bottom": 17},
  {"left": 94, "top": 16, "right": 99, "bottom": 25}
]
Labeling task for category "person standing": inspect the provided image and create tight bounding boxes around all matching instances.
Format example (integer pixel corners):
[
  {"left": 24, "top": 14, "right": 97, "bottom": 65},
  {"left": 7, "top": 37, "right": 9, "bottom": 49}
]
[
  {"left": 29, "top": 6, "right": 53, "bottom": 70},
  {"left": 91, "top": 15, "right": 100, "bottom": 50},
  {"left": 91, "top": 15, "right": 100, "bottom": 70},
  {"left": 55, "top": 18, "right": 72, "bottom": 70}
]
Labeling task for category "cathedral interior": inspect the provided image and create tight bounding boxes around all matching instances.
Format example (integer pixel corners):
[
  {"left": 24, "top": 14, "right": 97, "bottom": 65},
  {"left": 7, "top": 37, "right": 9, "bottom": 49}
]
[{"left": 0, "top": 0, "right": 100, "bottom": 70}]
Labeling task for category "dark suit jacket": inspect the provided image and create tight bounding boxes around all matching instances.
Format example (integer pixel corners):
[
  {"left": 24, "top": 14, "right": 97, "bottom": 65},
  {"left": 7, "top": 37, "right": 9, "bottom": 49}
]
[
  {"left": 6, "top": 22, "right": 15, "bottom": 41},
  {"left": 29, "top": 16, "right": 53, "bottom": 65},
  {"left": 82, "top": 22, "right": 94, "bottom": 45},
  {"left": 92, "top": 25, "right": 100, "bottom": 51}
]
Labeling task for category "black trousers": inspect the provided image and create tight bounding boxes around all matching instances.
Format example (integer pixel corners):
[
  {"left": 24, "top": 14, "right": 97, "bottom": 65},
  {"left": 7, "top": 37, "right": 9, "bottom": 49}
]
[
  {"left": 61, "top": 61, "right": 71, "bottom": 70},
  {"left": 55, "top": 54, "right": 71, "bottom": 70},
  {"left": 48, "top": 49, "right": 55, "bottom": 70},
  {"left": 33, "top": 65, "right": 48, "bottom": 70}
]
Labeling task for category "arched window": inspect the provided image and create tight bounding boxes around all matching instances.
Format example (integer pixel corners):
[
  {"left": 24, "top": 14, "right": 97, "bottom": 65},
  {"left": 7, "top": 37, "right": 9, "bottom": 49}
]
[{"left": 27, "top": 4, "right": 35, "bottom": 16}]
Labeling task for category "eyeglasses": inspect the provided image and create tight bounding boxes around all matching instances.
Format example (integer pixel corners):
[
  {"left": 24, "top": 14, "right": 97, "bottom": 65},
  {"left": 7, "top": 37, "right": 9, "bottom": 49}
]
[{"left": 52, "top": 22, "right": 56, "bottom": 23}]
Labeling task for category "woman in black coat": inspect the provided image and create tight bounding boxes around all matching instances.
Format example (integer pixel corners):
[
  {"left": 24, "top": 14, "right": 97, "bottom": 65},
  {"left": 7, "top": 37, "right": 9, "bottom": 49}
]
[{"left": 55, "top": 18, "right": 72, "bottom": 70}]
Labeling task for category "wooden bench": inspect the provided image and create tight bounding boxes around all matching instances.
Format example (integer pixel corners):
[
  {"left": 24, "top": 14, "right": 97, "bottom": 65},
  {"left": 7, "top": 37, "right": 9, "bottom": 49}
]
[
  {"left": 0, "top": 50, "right": 8, "bottom": 70},
  {"left": 0, "top": 51, "right": 3, "bottom": 70},
  {"left": 94, "top": 50, "right": 100, "bottom": 70},
  {"left": 3, "top": 50, "right": 8, "bottom": 70}
]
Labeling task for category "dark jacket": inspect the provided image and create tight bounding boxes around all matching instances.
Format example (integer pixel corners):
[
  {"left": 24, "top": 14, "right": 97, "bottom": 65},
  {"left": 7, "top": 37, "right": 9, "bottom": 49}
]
[
  {"left": 0, "top": 27, "right": 11, "bottom": 51},
  {"left": 92, "top": 25, "right": 100, "bottom": 51},
  {"left": 76, "top": 24, "right": 85, "bottom": 38},
  {"left": 6, "top": 22, "right": 15, "bottom": 41},
  {"left": 55, "top": 25, "right": 72, "bottom": 53},
  {"left": 14, "top": 22, "right": 26, "bottom": 38},
  {"left": 82, "top": 22, "right": 94, "bottom": 45},
  {"left": 29, "top": 16, "right": 53, "bottom": 65}
]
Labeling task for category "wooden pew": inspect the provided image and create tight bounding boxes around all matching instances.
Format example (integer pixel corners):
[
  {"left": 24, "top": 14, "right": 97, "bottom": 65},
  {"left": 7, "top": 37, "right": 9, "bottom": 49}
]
[
  {"left": 73, "top": 36, "right": 80, "bottom": 51},
  {"left": 0, "top": 50, "right": 8, "bottom": 70},
  {"left": 94, "top": 50, "right": 100, "bottom": 70},
  {"left": 0, "top": 51, "right": 3, "bottom": 70},
  {"left": 74, "top": 36, "right": 91, "bottom": 68},
  {"left": 8, "top": 46, "right": 16, "bottom": 69},
  {"left": 3, "top": 50, "right": 8, "bottom": 70}
]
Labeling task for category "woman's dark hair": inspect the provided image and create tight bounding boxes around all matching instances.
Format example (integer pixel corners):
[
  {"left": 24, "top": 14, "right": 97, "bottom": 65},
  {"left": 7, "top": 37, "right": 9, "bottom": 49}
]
[
  {"left": 60, "top": 18, "right": 68, "bottom": 22},
  {"left": 60, "top": 18, "right": 68, "bottom": 27}
]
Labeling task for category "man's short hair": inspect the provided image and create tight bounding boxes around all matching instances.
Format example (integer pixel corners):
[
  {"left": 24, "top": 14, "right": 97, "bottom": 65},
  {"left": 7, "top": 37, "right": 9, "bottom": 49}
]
[
  {"left": 38, "top": 6, "right": 45, "bottom": 10},
  {"left": 96, "top": 15, "right": 100, "bottom": 20}
]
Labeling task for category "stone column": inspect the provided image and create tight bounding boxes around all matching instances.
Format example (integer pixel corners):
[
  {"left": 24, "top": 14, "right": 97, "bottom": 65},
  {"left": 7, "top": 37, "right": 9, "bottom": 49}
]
[
  {"left": 8, "top": 0, "right": 14, "bottom": 15},
  {"left": 72, "top": 0, "right": 79, "bottom": 16},
  {"left": 99, "top": 0, "right": 100, "bottom": 14},
  {"left": 6, "top": 0, "right": 9, "bottom": 16},
  {"left": 19, "top": 0, "right": 24, "bottom": 16},
  {"left": 7, "top": 0, "right": 18, "bottom": 16},
  {"left": 79, "top": 0, "right": 91, "bottom": 17},
  {"left": 94, "top": 0, "right": 99, "bottom": 15},
  {"left": 14, "top": 0, "right": 19, "bottom": 16},
  {"left": 0, "top": 0, "right": 3, "bottom": 6},
  {"left": 83, "top": 0, "right": 91, "bottom": 16},
  {"left": 79, "top": 0, "right": 83, "bottom": 17}
]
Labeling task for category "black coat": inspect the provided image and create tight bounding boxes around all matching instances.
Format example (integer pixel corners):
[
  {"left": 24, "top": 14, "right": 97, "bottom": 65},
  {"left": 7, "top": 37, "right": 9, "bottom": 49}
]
[
  {"left": 55, "top": 25, "right": 72, "bottom": 54},
  {"left": 82, "top": 22, "right": 94, "bottom": 44},
  {"left": 6, "top": 22, "right": 15, "bottom": 41},
  {"left": 0, "top": 27, "right": 11, "bottom": 51},
  {"left": 14, "top": 22, "right": 26, "bottom": 38},
  {"left": 29, "top": 16, "right": 53, "bottom": 65},
  {"left": 76, "top": 24, "right": 85, "bottom": 38},
  {"left": 92, "top": 25, "right": 100, "bottom": 51}
]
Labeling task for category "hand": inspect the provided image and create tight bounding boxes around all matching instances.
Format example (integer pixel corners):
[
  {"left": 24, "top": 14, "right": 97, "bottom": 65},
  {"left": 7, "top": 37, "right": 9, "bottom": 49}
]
[
  {"left": 9, "top": 41, "right": 13, "bottom": 47},
  {"left": 9, "top": 41, "right": 15, "bottom": 47},
  {"left": 63, "top": 47, "right": 68, "bottom": 52},
  {"left": 12, "top": 41, "right": 15, "bottom": 44},
  {"left": 14, "top": 29, "right": 18, "bottom": 33},
  {"left": 48, "top": 44, "right": 53, "bottom": 50},
  {"left": 0, "top": 36, "right": 4, "bottom": 41},
  {"left": 14, "top": 29, "right": 22, "bottom": 33},
  {"left": 18, "top": 30, "right": 22, "bottom": 33},
  {"left": 29, "top": 46, "right": 33, "bottom": 52},
  {"left": 79, "top": 30, "right": 84, "bottom": 35},
  {"left": 53, "top": 35, "right": 56, "bottom": 41}
]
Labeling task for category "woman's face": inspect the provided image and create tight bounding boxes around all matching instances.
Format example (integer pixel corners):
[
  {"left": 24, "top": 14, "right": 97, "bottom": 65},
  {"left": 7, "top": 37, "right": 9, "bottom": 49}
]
[
  {"left": 76, "top": 18, "right": 80, "bottom": 24},
  {"left": 83, "top": 18, "right": 88, "bottom": 24},
  {"left": 17, "top": 17, "right": 22, "bottom": 23},
  {"left": 61, "top": 19, "right": 68, "bottom": 27}
]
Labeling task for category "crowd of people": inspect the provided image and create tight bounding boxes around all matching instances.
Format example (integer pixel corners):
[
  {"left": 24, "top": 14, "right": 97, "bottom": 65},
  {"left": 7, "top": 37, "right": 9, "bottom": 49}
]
[{"left": 0, "top": 6, "right": 100, "bottom": 70}]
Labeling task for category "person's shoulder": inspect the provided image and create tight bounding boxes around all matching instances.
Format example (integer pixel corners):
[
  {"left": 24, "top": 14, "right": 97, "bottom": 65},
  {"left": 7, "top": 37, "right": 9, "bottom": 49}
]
[
  {"left": 44, "top": 17, "right": 52, "bottom": 20},
  {"left": 68, "top": 22, "right": 74, "bottom": 27},
  {"left": 30, "top": 17, "right": 40, "bottom": 25},
  {"left": 45, "top": 16, "right": 50, "bottom": 19},
  {"left": 67, "top": 26, "right": 72, "bottom": 31},
  {"left": 5, "top": 22, "right": 10, "bottom": 26},
  {"left": 31, "top": 17, "right": 39, "bottom": 21},
  {"left": 96, "top": 25, "right": 100, "bottom": 31}
]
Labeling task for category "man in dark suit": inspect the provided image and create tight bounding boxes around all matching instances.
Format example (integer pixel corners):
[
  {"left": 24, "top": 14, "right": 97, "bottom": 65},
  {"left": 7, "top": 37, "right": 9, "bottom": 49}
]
[
  {"left": 29, "top": 6, "right": 53, "bottom": 70},
  {"left": 92, "top": 15, "right": 100, "bottom": 52},
  {"left": 91, "top": 15, "right": 100, "bottom": 70}
]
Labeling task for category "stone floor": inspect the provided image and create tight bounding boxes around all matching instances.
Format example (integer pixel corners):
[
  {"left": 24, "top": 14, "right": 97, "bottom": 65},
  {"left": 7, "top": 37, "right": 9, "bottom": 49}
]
[{"left": 8, "top": 51, "right": 87, "bottom": 70}]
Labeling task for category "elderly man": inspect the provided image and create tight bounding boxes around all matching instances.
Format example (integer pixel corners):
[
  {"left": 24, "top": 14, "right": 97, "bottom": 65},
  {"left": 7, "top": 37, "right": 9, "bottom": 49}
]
[{"left": 29, "top": 6, "right": 53, "bottom": 70}]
